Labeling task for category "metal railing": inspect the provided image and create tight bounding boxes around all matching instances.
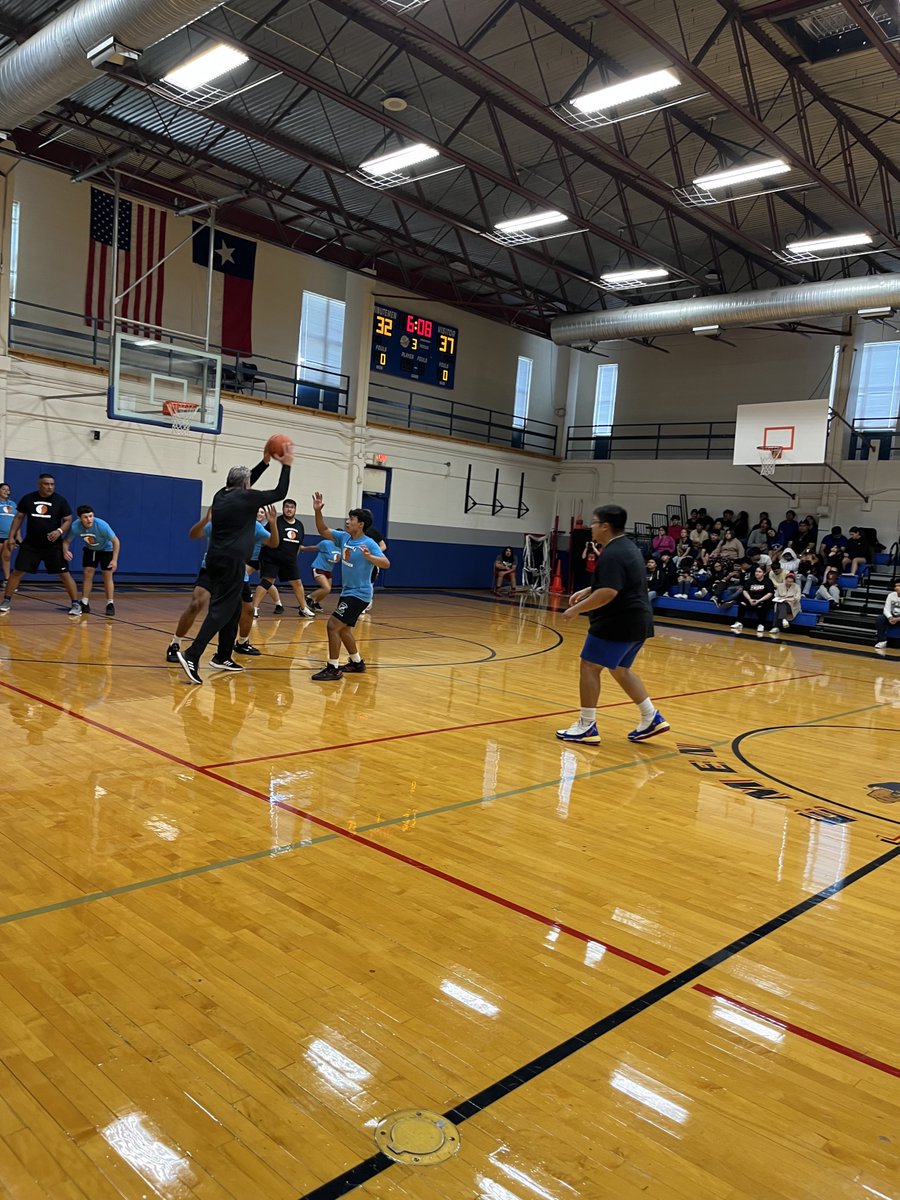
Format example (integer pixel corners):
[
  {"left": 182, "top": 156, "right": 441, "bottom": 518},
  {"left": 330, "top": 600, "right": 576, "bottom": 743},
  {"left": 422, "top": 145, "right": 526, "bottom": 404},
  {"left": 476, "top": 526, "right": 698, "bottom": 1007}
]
[
  {"left": 848, "top": 418, "right": 900, "bottom": 461},
  {"left": 566, "top": 421, "right": 736, "bottom": 460},
  {"left": 369, "top": 380, "right": 558, "bottom": 455},
  {"left": 8, "top": 299, "right": 350, "bottom": 414}
]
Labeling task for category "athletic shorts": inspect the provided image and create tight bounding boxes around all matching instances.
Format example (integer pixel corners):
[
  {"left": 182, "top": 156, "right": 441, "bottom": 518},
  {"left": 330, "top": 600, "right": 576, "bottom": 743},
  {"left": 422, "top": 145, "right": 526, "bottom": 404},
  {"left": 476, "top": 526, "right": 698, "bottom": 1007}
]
[
  {"left": 194, "top": 568, "right": 212, "bottom": 593},
  {"left": 313, "top": 569, "right": 333, "bottom": 580},
  {"left": 15, "top": 543, "right": 68, "bottom": 575},
  {"left": 581, "top": 634, "right": 645, "bottom": 670},
  {"left": 333, "top": 595, "right": 368, "bottom": 628},
  {"left": 248, "top": 558, "right": 260, "bottom": 572},
  {"left": 83, "top": 548, "right": 114, "bottom": 570},
  {"left": 370, "top": 565, "right": 380, "bottom": 584},
  {"left": 242, "top": 581, "right": 252, "bottom": 603},
  {"left": 259, "top": 553, "right": 300, "bottom": 584}
]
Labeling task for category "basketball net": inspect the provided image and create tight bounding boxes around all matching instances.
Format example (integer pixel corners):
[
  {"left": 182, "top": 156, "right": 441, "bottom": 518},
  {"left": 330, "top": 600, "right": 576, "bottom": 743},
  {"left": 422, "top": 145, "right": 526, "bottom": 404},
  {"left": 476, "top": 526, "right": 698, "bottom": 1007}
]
[
  {"left": 757, "top": 445, "right": 784, "bottom": 477},
  {"left": 162, "top": 401, "right": 199, "bottom": 437}
]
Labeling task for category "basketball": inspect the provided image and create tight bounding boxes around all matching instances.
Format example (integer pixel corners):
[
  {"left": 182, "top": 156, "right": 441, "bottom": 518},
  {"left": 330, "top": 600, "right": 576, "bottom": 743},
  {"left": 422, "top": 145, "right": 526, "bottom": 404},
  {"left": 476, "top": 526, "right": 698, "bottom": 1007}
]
[{"left": 265, "top": 433, "right": 293, "bottom": 458}]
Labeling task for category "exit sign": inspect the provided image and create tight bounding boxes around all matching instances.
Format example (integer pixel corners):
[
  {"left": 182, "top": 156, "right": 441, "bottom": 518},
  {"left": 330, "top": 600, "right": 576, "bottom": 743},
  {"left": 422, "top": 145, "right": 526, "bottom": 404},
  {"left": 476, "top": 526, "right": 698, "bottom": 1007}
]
[{"left": 371, "top": 453, "right": 389, "bottom": 465}]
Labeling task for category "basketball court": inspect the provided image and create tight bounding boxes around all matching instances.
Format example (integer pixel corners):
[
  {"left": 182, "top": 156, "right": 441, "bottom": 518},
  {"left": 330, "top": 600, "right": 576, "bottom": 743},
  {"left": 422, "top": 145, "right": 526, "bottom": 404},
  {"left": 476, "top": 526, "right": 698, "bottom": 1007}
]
[{"left": 0, "top": 586, "right": 897, "bottom": 1199}]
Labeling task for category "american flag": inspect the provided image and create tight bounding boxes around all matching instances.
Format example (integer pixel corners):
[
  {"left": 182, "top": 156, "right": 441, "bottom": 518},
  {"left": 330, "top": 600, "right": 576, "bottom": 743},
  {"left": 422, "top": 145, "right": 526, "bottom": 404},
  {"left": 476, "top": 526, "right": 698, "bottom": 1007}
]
[{"left": 85, "top": 188, "right": 167, "bottom": 333}]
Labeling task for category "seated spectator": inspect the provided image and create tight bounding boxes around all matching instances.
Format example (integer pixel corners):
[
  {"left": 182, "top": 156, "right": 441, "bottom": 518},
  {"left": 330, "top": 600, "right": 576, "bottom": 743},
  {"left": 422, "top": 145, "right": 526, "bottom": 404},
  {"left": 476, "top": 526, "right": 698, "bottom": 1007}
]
[
  {"left": 803, "top": 514, "right": 819, "bottom": 546},
  {"left": 825, "top": 543, "right": 846, "bottom": 575},
  {"left": 772, "top": 570, "right": 801, "bottom": 632},
  {"left": 493, "top": 547, "right": 517, "bottom": 596},
  {"left": 733, "top": 510, "right": 750, "bottom": 539},
  {"left": 674, "top": 537, "right": 694, "bottom": 565},
  {"left": 798, "top": 549, "right": 824, "bottom": 596},
  {"left": 842, "top": 527, "right": 872, "bottom": 576},
  {"left": 651, "top": 526, "right": 675, "bottom": 555},
  {"left": 875, "top": 580, "right": 900, "bottom": 649},
  {"left": 776, "top": 509, "right": 799, "bottom": 547},
  {"left": 750, "top": 511, "right": 770, "bottom": 532},
  {"left": 656, "top": 551, "right": 678, "bottom": 595},
  {"left": 688, "top": 521, "right": 705, "bottom": 548},
  {"left": 732, "top": 565, "right": 775, "bottom": 634},
  {"left": 778, "top": 544, "right": 801, "bottom": 573},
  {"left": 712, "top": 560, "right": 747, "bottom": 609},
  {"left": 816, "top": 567, "right": 841, "bottom": 605},
  {"left": 702, "top": 530, "right": 722, "bottom": 557},
  {"left": 747, "top": 517, "right": 774, "bottom": 551},
  {"left": 820, "top": 525, "right": 847, "bottom": 557},
  {"left": 747, "top": 545, "right": 772, "bottom": 571},
  {"left": 720, "top": 508, "right": 735, "bottom": 527},
  {"left": 645, "top": 558, "right": 659, "bottom": 601},
  {"left": 667, "top": 516, "right": 684, "bottom": 542},
  {"left": 690, "top": 559, "right": 710, "bottom": 598},
  {"left": 793, "top": 517, "right": 815, "bottom": 549},
  {"left": 714, "top": 527, "right": 744, "bottom": 561}
]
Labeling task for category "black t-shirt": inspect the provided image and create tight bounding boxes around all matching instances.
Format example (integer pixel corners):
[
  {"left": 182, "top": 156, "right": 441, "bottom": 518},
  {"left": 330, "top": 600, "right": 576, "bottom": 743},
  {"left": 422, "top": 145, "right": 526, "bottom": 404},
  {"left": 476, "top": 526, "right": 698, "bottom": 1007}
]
[
  {"left": 17, "top": 490, "right": 72, "bottom": 546},
  {"left": 588, "top": 535, "right": 654, "bottom": 642},
  {"left": 269, "top": 515, "right": 304, "bottom": 558},
  {"left": 745, "top": 580, "right": 774, "bottom": 605},
  {"left": 208, "top": 461, "right": 290, "bottom": 563},
  {"left": 368, "top": 526, "right": 384, "bottom": 545}
]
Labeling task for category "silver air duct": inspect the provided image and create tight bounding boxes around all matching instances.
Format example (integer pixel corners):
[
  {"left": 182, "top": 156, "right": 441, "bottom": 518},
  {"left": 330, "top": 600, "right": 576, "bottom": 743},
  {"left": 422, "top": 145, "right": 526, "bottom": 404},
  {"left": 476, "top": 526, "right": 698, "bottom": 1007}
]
[
  {"left": 550, "top": 275, "right": 900, "bottom": 345},
  {"left": 0, "top": 0, "right": 225, "bottom": 133}
]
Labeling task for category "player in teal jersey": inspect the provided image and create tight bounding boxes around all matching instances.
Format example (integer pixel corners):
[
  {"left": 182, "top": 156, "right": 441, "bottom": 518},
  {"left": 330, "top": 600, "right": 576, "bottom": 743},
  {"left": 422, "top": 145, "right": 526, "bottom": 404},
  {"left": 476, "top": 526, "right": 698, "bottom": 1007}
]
[
  {"left": 300, "top": 537, "right": 341, "bottom": 609},
  {"left": 64, "top": 505, "right": 121, "bottom": 615},
  {"left": 0, "top": 482, "right": 18, "bottom": 587}
]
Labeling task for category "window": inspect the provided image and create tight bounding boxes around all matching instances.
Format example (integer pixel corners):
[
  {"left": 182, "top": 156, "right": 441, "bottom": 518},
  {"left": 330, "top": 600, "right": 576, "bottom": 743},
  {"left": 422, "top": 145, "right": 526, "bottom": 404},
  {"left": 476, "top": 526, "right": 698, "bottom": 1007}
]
[
  {"left": 513, "top": 355, "right": 532, "bottom": 428},
  {"left": 853, "top": 341, "right": 900, "bottom": 428},
  {"left": 593, "top": 362, "right": 618, "bottom": 434},
  {"left": 9, "top": 200, "right": 19, "bottom": 316},
  {"left": 298, "top": 291, "right": 345, "bottom": 384}
]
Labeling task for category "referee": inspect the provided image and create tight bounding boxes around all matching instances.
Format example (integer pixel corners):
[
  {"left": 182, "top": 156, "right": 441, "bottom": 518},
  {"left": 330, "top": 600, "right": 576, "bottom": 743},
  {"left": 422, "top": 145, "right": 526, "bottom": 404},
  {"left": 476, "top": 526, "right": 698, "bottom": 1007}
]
[{"left": 177, "top": 445, "right": 293, "bottom": 684}]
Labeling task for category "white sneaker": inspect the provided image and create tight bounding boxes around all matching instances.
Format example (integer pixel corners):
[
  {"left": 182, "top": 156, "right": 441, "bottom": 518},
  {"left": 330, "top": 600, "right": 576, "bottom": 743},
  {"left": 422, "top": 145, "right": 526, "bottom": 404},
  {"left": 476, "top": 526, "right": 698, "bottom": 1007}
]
[
  {"left": 757, "top": 624, "right": 765, "bottom": 632},
  {"left": 253, "top": 607, "right": 259, "bottom": 619},
  {"left": 782, "top": 618, "right": 789, "bottom": 629},
  {"left": 875, "top": 641, "right": 887, "bottom": 649},
  {"left": 770, "top": 626, "right": 779, "bottom": 634},
  {"left": 730, "top": 622, "right": 742, "bottom": 632}
]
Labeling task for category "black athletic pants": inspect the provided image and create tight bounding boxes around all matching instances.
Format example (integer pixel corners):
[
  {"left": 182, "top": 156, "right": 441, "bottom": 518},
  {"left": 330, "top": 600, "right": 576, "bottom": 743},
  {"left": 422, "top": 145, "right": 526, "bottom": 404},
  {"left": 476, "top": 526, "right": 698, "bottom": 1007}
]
[{"left": 187, "top": 552, "right": 244, "bottom": 662}]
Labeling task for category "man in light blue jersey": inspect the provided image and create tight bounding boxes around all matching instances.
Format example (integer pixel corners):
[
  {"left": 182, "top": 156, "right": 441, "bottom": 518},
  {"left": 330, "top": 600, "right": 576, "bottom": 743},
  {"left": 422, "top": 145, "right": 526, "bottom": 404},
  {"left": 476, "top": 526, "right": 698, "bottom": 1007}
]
[
  {"left": 0, "top": 482, "right": 18, "bottom": 586},
  {"left": 310, "top": 493, "right": 389, "bottom": 681},
  {"left": 300, "top": 536, "right": 341, "bottom": 609},
  {"left": 63, "top": 505, "right": 121, "bottom": 616}
]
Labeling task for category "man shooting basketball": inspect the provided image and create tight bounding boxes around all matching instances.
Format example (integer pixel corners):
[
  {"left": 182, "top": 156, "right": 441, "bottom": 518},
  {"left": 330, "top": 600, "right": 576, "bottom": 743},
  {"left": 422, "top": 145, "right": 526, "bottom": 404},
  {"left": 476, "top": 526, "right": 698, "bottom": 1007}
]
[{"left": 557, "top": 503, "right": 668, "bottom": 745}]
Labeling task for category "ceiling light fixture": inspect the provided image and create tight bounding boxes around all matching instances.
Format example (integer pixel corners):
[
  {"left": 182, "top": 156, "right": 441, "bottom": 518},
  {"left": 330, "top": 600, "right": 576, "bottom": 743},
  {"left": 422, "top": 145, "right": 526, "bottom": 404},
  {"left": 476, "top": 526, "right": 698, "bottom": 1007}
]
[
  {"left": 359, "top": 143, "right": 439, "bottom": 177},
  {"left": 495, "top": 210, "right": 567, "bottom": 233},
  {"left": 163, "top": 44, "right": 249, "bottom": 92},
  {"left": 600, "top": 267, "right": 669, "bottom": 284},
  {"left": 693, "top": 158, "right": 790, "bottom": 189},
  {"left": 572, "top": 69, "right": 679, "bottom": 114},
  {"left": 785, "top": 232, "right": 873, "bottom": 254}
]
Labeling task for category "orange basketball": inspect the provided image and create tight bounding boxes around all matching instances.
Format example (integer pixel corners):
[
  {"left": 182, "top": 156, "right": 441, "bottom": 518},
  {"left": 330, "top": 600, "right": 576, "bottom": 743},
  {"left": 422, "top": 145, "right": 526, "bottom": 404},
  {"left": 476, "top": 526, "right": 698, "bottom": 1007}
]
[{"left": 265, "top": 433, "right": 293, "bottom": 458}]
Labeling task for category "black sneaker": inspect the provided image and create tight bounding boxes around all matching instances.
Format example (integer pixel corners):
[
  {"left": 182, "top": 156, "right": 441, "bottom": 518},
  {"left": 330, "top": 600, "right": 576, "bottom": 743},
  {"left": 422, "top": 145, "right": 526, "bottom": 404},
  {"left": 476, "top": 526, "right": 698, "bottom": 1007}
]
[
  {"left": 342, "top": 659, "right": 367, "bottom": 673},
  {"left": 80, "top": 599, "right": 90, "bottom": 614},
  {"left": 273, "top": 603, "right": 285, "bottom": 615},
  {"left": 176, "top": 649, "right": 202, "bottom": 685},
  {"left": 233, "top": 642, "right": 262, "bottom": 656},
  {"left": 312, "top": 664, "right": 343, "bottom": 681},
  {"left": 210, "top": 656, "right": 243, "bottom": 672},
  {"left": 106, "top": 601, "right": 116, "bottom": 617},
  {"left": 309, "top": 598, "right": 322, "bottom": 612},
  {"left": 166, "top": 641, "right": 180, "bottom": 663}
]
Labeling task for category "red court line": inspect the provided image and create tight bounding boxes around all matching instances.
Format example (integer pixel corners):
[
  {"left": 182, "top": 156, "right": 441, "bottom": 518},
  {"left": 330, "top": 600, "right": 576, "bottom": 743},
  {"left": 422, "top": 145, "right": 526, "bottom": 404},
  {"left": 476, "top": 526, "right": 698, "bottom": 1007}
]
[
  {"left": 2, "top": 674, "right": 893, "bottom": 1083},
  {"left": 204, "top": 670, "right": 823, "bottom": 769}
]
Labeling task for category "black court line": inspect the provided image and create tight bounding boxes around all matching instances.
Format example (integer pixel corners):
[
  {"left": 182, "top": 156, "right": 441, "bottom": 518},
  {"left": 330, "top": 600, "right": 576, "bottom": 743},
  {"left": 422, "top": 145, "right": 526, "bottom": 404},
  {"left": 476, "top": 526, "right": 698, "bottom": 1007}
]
[
  {"left": 732, "top": 724, "right": 900, "bottom": 826},
  {"left": 298, "top": 841, "right": 900, "bottom": 1199}
]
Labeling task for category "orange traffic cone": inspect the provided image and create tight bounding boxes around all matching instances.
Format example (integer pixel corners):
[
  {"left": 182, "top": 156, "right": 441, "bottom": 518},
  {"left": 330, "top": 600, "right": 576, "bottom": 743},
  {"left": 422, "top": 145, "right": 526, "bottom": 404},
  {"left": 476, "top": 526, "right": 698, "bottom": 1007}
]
[{"left": 549, "top": 560, "right": 565, "bottom": 595}]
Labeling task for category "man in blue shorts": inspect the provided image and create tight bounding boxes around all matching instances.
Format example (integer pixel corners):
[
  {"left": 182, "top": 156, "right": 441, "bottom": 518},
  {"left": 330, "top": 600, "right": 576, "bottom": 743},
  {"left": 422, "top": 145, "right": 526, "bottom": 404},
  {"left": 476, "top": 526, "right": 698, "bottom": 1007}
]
[
  {"left": 63, "top": 505, "right": 121, "bottom": 616},
  {"left": 309, "top": 493, "right": 389, "bottom": 681},
  {"left": 558, "top": 503, "right": 668, "bottom": 745}
]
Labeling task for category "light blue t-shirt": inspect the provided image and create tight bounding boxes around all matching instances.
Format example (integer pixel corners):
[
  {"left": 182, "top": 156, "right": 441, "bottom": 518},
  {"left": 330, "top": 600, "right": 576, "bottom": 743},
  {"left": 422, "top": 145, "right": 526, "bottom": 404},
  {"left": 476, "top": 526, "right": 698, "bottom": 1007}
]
[
  {"left": 0, "top": 497, "right": 15, "bottom": 540},
  {"left": 331, "top": 530, "right": 382, "bottom": 600},
  {"left": 202, "top": 519, "right": 268, "bottom": 576},
  {"left": 69, "top": 516, "right": 116, "bottom": 553},
  {"left": 311, "top": 538, "right": 341, "bottom": 574}
]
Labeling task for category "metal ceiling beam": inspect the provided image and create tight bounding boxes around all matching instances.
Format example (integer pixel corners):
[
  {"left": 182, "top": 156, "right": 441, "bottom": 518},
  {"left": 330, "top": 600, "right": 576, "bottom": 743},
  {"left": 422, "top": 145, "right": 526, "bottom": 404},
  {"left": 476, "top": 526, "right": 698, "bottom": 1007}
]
[
  {"left": 298, "top": 0, "right": 800, "bottom": 282},
  {"left": 837, "top": 0, "right": 900, "bottom": 73},
  {"left": 590, "top": 0, "right": 896, "bottom": 242}
]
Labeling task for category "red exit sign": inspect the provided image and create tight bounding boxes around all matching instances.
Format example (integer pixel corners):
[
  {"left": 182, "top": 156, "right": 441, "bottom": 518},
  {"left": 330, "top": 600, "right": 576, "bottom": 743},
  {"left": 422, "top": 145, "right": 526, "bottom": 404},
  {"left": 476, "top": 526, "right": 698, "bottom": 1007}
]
[{"left": 373, "top": 453, "right": 389, "bottom": 465}]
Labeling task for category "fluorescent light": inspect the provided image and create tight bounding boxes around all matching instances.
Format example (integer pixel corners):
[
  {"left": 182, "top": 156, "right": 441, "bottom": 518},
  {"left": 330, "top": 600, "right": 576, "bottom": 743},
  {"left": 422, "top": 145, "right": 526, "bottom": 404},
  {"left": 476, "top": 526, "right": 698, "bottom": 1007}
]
[
  {"left": 692, "top": 324, "right": 722, "bottom": 336},
  {"left": 694, "top": 158, "right": 789, "bottom": 189},
  {"left": 495, "top": 210, "right": 567, "bottom": 233},
  {"left": 785, "top": 232, "right": 873, "bottom": 254},
  {"left": 359, "top": 142, "right": 440, "bottom": 177},
  {"left": 133, "top": 337, "right": 158, "bottom": 347},
  {"left": 163, "top": 44, "right": 249, "bottom": 92},
  {"left": 857, "top": 306, "right": 893, "bottom": 317},
  {"left": 600, "top": 267, "right": 669, "bottom": 284},
  {"left": 573, "top": 69, "right": 679, "bottom": 114}
]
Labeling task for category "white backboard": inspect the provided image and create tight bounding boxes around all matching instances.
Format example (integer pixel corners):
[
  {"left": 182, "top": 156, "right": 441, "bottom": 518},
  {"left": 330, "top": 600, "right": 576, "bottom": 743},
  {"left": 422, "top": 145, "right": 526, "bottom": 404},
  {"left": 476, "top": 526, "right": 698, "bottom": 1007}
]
[{"left": 733, "top": 398, "right": 829, "bottom": 466}]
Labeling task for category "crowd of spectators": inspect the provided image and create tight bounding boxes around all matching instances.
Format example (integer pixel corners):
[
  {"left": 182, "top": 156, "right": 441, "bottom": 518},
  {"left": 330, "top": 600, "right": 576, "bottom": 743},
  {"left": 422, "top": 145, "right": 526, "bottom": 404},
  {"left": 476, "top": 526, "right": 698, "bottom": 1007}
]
[{"left": 642, "top": 507, "right": 881, "bottom": 637}]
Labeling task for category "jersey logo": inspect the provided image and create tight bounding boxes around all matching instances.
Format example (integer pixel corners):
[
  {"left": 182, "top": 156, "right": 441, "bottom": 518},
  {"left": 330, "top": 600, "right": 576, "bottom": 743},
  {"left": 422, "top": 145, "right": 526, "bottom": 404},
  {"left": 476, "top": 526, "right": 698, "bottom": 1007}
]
[
  {"left": 84, "top": 535, "right": 97, "bottom": 545},
  {"left": 35, "top": 503, "right": 50, "bottom": 515},
  {"left": 286, "top": 530, "right": 297, "bottom": 540}
]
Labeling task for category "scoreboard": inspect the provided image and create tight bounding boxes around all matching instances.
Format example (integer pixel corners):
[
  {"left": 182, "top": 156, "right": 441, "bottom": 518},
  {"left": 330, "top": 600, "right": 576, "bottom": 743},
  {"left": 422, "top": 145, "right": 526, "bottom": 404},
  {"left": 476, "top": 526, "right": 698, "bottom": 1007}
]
[{"left": 371, "top": 304, "right": 458, "bottom": 389}]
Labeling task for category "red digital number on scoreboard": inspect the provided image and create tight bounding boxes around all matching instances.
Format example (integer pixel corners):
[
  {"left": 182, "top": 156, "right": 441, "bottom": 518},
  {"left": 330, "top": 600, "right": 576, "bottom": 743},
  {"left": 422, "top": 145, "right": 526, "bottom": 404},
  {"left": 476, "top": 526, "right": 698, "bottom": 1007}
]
[{"left": 405, "top": 314, "right": 433, "bottom": 338}]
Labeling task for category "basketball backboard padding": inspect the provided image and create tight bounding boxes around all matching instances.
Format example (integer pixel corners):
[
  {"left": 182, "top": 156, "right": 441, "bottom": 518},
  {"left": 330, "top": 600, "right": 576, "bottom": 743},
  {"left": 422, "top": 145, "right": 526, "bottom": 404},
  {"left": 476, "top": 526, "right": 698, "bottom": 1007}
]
[{"left": 733, "top": 399, "right": 829, "bottom": 466}]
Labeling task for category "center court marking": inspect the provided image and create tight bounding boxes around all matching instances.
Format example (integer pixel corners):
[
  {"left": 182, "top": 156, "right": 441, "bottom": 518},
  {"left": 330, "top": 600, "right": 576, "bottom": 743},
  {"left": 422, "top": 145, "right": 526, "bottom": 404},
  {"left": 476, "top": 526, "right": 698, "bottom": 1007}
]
[{"left": 298, "top": 841, "right": 900, "bottom": 1200}]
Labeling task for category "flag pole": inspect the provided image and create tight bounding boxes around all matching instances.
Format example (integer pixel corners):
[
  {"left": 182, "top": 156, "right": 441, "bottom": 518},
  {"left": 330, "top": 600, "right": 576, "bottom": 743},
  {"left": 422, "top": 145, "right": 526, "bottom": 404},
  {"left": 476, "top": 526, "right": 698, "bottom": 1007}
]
[
  {"left": 204, "top": 204, "right": 217, "bottom": 352},
  {"left": 108, "top": 172, "right": 120, "bottom": 350}
]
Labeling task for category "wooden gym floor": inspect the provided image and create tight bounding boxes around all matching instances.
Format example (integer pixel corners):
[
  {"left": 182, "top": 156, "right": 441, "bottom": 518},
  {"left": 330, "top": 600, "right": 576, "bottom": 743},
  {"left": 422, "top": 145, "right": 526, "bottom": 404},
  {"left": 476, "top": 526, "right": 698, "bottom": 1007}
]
[{"left": 0, "top": 588, "right": 897, "bottom": 1200}]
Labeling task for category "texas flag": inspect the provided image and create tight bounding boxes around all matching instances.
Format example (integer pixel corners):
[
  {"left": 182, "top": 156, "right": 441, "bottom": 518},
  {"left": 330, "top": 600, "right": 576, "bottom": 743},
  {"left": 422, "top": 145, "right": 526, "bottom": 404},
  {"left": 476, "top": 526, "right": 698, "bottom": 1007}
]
[{"left": 191, "top": 224, "right": 257, "bottom": 355}]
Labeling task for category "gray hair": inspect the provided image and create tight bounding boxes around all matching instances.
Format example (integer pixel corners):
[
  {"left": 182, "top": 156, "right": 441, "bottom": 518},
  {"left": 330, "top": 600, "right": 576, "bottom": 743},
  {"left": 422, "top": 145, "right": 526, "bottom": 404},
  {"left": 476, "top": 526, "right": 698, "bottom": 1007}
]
[{"left": 225, "top": 465, "right": 251, "bottom": 489}]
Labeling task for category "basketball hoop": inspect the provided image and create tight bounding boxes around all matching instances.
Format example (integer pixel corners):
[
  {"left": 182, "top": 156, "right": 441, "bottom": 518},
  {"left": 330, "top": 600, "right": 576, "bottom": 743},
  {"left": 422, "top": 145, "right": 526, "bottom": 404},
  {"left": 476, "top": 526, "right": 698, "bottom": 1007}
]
[
  {"left": 162, "top": 401, "right": 200, "bottom": 436},
  {"left": 757, "top": 445, "right": 784, "bottom": 477}
]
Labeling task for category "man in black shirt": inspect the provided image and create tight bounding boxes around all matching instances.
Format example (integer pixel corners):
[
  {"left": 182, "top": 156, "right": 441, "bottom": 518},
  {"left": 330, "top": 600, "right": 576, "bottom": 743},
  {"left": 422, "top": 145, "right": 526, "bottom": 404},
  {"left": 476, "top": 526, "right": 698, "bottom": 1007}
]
[
  {"left": 558, "top": 503, "right": 668, "bottom": 745},
  {"left": 253, "top": 499, "right": 315, "bottom": 618},
  {"left": 177, "top": 447, "right": 293, "bottom": 685},
  {"left": 0, "top": 472, "right": 81, "bottom": 616},
  {"left": 361, "top": 518, "right": 387, "bottom": 616}
]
